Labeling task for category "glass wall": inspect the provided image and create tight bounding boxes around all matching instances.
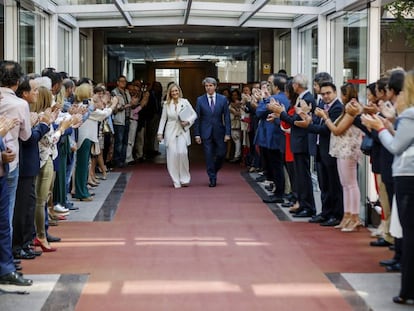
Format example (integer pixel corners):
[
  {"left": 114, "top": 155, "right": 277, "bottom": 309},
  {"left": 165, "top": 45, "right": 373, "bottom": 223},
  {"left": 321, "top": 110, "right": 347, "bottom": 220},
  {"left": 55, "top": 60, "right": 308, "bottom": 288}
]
[
  {"left": 19, "top": 7, "right": 47, "bottom": 74},
  {"left": 80, "top": 33, "right": 88, "bottom": 78},
  {"left": 279, "top": 33, "right": 291, "bottom": 75},
  {"left": 58, "top": 23, "right": 72, "bottom": 73},
  {"left": 300, "top": 25, "right": 318, "bottom": 85},
  {"left": 330, "top": 9, "right": 368, "bottom": 102}
]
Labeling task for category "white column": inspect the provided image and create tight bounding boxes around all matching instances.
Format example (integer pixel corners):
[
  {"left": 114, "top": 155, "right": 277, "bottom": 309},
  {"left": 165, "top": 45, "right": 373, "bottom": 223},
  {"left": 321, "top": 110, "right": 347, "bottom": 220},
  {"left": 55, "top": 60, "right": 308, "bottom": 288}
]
[
  {"left": 49, "top": 13, "right": 59, "bottom": 69},
  {"left": 368, "top": 1, "right": 381, "bottom": 84},
  {"left": 72, "top": 27, "right": 80, "bottom": 78},
  {"left": 4, "top": 0, "right": 18, "bottom": 61},
  {"left": 290, "top": 27, "right": 299, "bottom": 75},
  {"left": 317, "top": 14, "right": 328, "bottom": 73}
]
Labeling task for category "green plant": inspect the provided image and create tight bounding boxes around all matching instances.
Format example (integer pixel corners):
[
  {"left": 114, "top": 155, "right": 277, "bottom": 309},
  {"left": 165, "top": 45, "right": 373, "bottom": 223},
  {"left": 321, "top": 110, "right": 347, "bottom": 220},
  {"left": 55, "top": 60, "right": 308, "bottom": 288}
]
[{"left": 384, "top": 0, "right": 414, "bottom": 47}]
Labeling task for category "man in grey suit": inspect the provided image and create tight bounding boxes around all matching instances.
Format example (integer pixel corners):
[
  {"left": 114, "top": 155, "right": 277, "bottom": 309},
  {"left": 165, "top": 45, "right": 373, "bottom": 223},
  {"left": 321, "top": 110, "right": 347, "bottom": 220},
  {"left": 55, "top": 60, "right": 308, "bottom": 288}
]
[{"left": 194, "top": 77, "right": 231, "bottom": 187}]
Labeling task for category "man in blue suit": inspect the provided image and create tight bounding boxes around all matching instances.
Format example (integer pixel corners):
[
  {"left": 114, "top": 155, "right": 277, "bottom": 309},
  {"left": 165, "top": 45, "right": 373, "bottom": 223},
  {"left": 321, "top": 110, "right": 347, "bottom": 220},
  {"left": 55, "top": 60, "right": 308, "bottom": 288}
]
[{"left": 194, "top": 77, "right": 231, "bottom": 187}]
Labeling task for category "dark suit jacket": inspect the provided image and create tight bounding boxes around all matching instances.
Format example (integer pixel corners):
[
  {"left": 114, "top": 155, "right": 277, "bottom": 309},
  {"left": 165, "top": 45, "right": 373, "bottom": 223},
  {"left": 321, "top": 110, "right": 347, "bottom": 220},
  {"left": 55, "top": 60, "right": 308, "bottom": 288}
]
[
  {"left": 280, "top": 90, "right": 316, "bottom": 154},
  {"left": 307, "top": 98, "right": 343, "bottom": 164},
  {"left": 19, "top": 122, "right": 50, "bottom": 177},
  {"left": 194, "top": 93, "right": 231, "bottom": 140}
]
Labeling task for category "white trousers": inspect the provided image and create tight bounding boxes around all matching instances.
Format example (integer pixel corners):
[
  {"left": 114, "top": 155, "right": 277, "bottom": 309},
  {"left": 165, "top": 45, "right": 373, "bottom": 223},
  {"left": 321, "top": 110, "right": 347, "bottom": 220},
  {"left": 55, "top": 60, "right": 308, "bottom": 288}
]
[
  {"left": 126, "top": 120, "right": 138, "bottom": 163},
  {"left": 166, "top": 134, "right": 191, "bottom": 188}
]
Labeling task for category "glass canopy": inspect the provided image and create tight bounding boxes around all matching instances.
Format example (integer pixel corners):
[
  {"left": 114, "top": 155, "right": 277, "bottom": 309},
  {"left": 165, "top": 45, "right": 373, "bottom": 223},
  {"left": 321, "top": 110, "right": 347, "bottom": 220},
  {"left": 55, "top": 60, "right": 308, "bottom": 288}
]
[{"left": 54, "top": 0, "right": 329, "bottom": 28}]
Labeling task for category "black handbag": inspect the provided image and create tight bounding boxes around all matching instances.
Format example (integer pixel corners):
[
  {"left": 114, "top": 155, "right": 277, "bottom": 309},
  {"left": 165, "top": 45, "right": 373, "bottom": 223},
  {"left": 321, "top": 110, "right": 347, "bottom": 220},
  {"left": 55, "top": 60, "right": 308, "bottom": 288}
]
[{"left": 360, "top": 135, "right": 373, "bottom": 155}]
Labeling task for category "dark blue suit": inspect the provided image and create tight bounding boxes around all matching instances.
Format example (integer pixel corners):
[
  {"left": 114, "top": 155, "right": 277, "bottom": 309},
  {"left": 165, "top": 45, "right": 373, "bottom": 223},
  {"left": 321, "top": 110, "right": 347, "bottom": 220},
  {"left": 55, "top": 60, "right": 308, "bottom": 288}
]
[
  {"left": 13, "top": 122, "right": 49, "bottom": 253},
  {"left": 255, "top": 93, "right": 289, "bottom": 196},
  {"left": 280, "top": 90, "right": 316, "bottom": 214},
  {"left": 194, "top": 93, "right": 231, "bottom": 180},
  {"left": 307, "top": 98, "right": 344, "bottom": 220}
]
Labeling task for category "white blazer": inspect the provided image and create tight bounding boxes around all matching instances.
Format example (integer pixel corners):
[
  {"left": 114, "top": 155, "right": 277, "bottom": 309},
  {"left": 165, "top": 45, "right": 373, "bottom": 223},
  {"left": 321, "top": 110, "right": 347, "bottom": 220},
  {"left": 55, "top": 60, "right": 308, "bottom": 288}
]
[{"left": 157, "top": 98, "right": 197, "bottom": 147}]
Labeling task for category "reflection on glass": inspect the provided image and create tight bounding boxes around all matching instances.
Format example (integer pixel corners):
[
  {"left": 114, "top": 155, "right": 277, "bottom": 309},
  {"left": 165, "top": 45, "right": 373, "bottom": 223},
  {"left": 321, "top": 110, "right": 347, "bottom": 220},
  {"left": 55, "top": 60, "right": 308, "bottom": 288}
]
[{"left": 19, "top": 9, "right": 35, "bottom": 74}]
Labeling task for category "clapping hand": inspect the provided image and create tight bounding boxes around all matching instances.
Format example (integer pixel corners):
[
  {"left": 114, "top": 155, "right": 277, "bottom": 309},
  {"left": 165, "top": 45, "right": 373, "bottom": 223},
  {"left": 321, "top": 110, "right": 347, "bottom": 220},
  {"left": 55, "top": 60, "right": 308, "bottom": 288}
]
[
  {"left": 345, "top": 99, "right": 362, "bottom": 117},
  {"left": 294, "top": 111, "right": 312, "bottom": 128},
  {"left": 295, "top": 99, "right": 311, "bottom": 114},
  {"left": 266, "top": 113, "right": 277, "bottom": 123},
  {"left": 314, "top": 107, "right": 327, "bottom": 119},
  {"left": 30, "top": 112, "right": 39, "bottom": 127},
  {"left": 361, "top": 113, "right": 384, "bottom": 131},
  {"left": 379, "top": 100, "right": 396, "bottom": 120},
  {"left": 0, "top": 115, "right": 19, "bottom": 137}
]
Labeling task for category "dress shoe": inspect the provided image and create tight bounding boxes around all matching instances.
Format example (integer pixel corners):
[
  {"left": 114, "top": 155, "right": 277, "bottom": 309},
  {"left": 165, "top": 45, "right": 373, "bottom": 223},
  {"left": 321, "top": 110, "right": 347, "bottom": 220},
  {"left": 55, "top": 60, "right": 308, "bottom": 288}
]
[
  {"left": 389, "top": 245, "right": 395, "bottom": 251},
  {"left": 255, "top": 176, "right": 266, "bottom": 182},
  {"left": 309, "top": 214, "right": 326, "bottom": 223},
  {"left": 13, "top": 259, "right": 21, "bottom": 265},
  {"left": 320, "top": 217, "right": 341, "bottom": 227},
  {"left": 0, "top": 271, "right": 32, "bottom": 286},
  {"left": 281, "top": 202, "right": 294, "bottom": 208},
  {"left": 34, "top": 238, "right": 57, "bottom": 252},
  {"left": 47, "top": 235, "right": 61, "bottom": 243},
  {"left": 13, "top": 249, "right": 35, "bottom": 260},
  {"left": 393, "top": 296, "right": 414, "bottom": 305},
  {"left": 386, "top": 262, "right": 401, "bottom": 272},
  {"left": 262, "top": 195, "right": 284, "bottom": 204},
  {"left": 293, "top": 209, "right": 314, "bottom": 218},
  {"left": 14, "top": 264, "right": 22, "bottom": 271},
  {"left": 209, "top": 178, "right": 216, "bottom": 187},
  {"left": 23, "top": 247, "right": 42, "bottom": 257},
  {"left": 370, "top": 238, "right": 393, "bottom": 247},
  {"left": 379, "top": 258, "right": 398, "bottom": 266}
]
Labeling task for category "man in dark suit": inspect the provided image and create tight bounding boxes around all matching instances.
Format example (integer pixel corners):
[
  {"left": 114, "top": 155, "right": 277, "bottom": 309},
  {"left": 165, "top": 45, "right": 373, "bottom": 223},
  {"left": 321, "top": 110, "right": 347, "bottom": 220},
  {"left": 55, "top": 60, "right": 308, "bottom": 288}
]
[
  {"left": 304, "top": 82, "right": 344, "bottom": 226},
  {"left": 194, "top": 77, "right": 231, "bottom": 187},
  {"left": 272, "top": 74, "right": 316, "bottom": 217}
]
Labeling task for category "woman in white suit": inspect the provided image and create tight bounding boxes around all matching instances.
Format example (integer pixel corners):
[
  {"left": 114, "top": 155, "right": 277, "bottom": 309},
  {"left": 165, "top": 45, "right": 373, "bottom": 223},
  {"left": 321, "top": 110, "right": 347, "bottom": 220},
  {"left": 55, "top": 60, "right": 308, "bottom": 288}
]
[{"left": 157, "top": 83, "right": 197, "bottom": 188}]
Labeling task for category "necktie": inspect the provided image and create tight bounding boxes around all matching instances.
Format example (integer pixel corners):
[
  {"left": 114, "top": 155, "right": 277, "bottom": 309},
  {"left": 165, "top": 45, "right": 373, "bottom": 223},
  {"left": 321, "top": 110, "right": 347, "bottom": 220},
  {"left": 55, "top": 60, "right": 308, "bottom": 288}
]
[{"left": 209, "top": 96, "right": 215, "bottom": 112}]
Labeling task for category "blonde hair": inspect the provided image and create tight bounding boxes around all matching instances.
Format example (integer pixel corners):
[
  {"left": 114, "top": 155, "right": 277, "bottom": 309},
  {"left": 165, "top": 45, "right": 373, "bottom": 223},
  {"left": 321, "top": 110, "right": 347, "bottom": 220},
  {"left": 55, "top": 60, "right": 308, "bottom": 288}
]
[
  {"left": 31, "top": 86, "right": 52, "bottom": 113},
  {"left": 402, "top": 70, "right": 414, "bottom": 109},
  {"left": 75, "top": 83, "right": 92, "bottom": 103},
  {"left": 166, "top": 83, "right": 183, "bottom": 104}
]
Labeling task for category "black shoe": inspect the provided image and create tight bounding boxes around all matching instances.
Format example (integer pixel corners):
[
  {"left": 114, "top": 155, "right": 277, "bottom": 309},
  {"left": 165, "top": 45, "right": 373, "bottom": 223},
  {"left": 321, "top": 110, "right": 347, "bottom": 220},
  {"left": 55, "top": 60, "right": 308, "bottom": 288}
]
[
  {"left": 209, "top": 178, "right": 216, "bottom": 187},
  {"left": 13, "top": 259, "right": 21, "bottom": 265},
  {"left": 0, "top": 272, "right": 32, "bottom": 286},
  {"left": 127, "top": 160, "right": 137, "bottom": 166},
  {"left": 255, "top": 176, "right": 266, "bottom": 182},
  {"left": 309, "top": 214, "right": 326, "bottom": 224},
  {"left": 281, "top": 202, "right": 294, "bottom": 208},
  {"left": 389, "top": 245, "right": 395, "bottom": 251},
  {"left": 293, "top": 209, "right": 314, "bottom": 218},
  {"left": 47, "top": 235, "right": 61, "bottom": 243},
  {"left": 23, "top": 247, "right": 42, "bottom": 257},
  {"left": 320, "top": 217, "right": 340, "bottom": 227},
  {"left": 262, "top": 195, "right": 284, "bottom": 204},
  {"left": 13, "top": 249, "right": 35, "bottom": 260},
  {"left": 264, "top": 184, "right": 275, "bottom": 191},
  {"left": 393, "top": 296, "right": 414, "bottom": 305},
  {"left": 370, "top": 238, "right": 393, "bottom": 247},
  {"left": 379, "top": 258, "right": 398, "bottom": 266},
  {"left": 14, "top": 264, "right": 22, "bottom": 271},
  {"left": 386, "top": 262, "right": 401, "bottom": 272}
]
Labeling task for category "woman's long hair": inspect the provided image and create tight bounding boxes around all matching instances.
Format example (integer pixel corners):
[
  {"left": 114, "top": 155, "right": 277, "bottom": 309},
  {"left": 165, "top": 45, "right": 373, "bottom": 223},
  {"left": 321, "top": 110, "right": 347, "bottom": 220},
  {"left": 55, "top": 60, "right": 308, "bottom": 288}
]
[
  {"left": 165, "top": 83, "right": 183, "bottom": 104},
  {"left": 402, "top": 70, "right": 414, "bottom": 110},
  {"left": 31, "top": 86, "right": 52, "bottom": 113}
]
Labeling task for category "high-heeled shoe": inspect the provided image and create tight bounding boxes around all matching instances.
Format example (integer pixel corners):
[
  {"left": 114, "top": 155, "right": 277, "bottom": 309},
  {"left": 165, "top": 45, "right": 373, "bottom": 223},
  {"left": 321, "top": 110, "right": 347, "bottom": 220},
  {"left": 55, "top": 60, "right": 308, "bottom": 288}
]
[
  {"left": 334, "top": 212, "right": 351, "bottom": 229},
  {"left": 34, "top": 238, "right": 57, "bottom": 252},
  {"left": 341, "top": 215, "right": 363, "bottom": 232}
]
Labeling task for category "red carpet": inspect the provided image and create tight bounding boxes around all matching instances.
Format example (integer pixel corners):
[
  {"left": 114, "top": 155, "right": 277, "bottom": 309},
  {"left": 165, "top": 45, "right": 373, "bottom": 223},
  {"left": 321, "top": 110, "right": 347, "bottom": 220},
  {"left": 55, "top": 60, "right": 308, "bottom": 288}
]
[{"left": 23, "top": 161, "right": 390, "bottom": 311}]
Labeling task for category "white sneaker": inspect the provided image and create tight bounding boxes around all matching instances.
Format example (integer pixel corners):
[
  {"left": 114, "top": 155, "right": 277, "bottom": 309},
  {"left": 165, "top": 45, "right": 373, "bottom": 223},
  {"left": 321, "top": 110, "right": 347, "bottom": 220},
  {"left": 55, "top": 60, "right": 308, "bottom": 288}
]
[{"left": 54, "top": 204, "right": 69, "bottom": 213}]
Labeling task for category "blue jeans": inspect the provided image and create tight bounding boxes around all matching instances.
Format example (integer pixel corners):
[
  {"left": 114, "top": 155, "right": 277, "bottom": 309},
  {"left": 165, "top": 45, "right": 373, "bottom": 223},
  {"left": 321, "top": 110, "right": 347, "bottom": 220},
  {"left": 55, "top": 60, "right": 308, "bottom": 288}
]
[
  {"left": 6, "top": 166, "right": 19, "bottom": 233},
  {"left": 0, "top": 176, "right": 14, "bottom": 276},
  {"left": 113, "top": 124, "right": 129, "bottom": 166}
]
